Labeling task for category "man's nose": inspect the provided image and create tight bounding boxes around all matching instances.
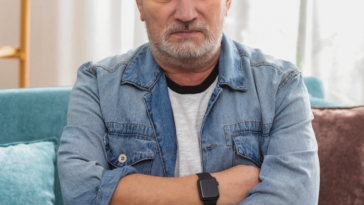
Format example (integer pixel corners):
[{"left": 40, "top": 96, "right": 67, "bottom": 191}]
[{"left": 174, "top": 0, "right": 198, "bottom": 23}]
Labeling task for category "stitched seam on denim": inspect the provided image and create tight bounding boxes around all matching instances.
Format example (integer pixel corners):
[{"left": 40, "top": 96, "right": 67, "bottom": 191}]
[
  {"left": 109, "top": 133, "right": 156, "bottom": 141},
  {"left": 143, "top": 91, "right": 167, "bottom": 177},
  {"left": 204, "top": 152, "right": 207, "bottom": 172},
  {"left": 200, "top": 87, "right": 224, "bottom": 156},
  {"left": 219, "top": 82, "right": 247, "bottom": 91},
  {"left": 223, "top": 121, "right": 273, "bottom": 127},
  {"left": 233, "top": 146, "right": 238, "bottom": 166},
  {"left": 94, "top": 61, "right": 129, "bottom": 73},
  {"left": 277, "top": 71, "right": 300, "bottom": 95},
  {"left": 83, "top": 62, "right": 96, "bottom": 77},
  {"left": 103, "top": 134, "right": 156, "bottom": 168},
  {"left": 105, "top": 122, "right": 153, "bottom": 129},
  {"left": 121, "top": 67, "right": 162, "bottom": 91},
  {"left": 104, "top": 134, "right": 156, "bottom": 168},
  {"left": 277, "top": 69, "right": 300, "bottom": 92},
  {"left": 238, "top": 55, "right": 245, "bottom": 73},
  {"left": 103, "top": 134, "right": 118, "bottom": 168},
  {"left": 203, "top": 88, "right": 223, "bottom": 120},
  {"left": 84, "top": 61, "right": 92, "bottom": 67},
  {"left": 233, "top": 131, "right": 264, "bottom": 136},
  {"left": 233, "top": 144, "right": 261, "bottom": 167},
  {"left": 239, "top": 52, "right": 283, "bottom": 74},
  {"left": 75, "top": 64, "right": 102, "bottom": 105},
  {"left": 148, "top": 68, "right": 164, "bottom": 92},
  {"left": 129, "top": 157, "right": 155, "bottom": 166},
  {"left": 83, "top": 63, "right": 101, "bottom": 107},
  {"left": 89, "top": 67, "right": 96, "bottom": 77},
  {"left": 148, "top": 159, "right": 152, "bottom": 175},
  {"left": 235, "top": 152, "right": 261, "bottom": 168},
  {"left": 121, "top": 45, "right": 148, "bottom": 79},
  {"left": 223, "top": 122, "right": 270, "bottom": 145},
  {"left": 278, "top": 71, "right": 294, "bottom": 90},
  {"left": 223, "top": 126, "right": 231, "bottom": 146},
  {"left": 121, "top": 80, "right": 150, "bottom": 90},
  {"left": 232, "top": 137, "right": 261, "bottom": 167},
  {"left": 234, "top": 132, "right": 269, "bottom": 137}
]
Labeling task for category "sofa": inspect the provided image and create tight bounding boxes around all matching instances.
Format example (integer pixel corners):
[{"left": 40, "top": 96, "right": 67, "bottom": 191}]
[
  {"left": 0, "top": 78, "right": 362, "bottom": 205},
  {"left": 0, "top": 87, "right": 71, "bottom": 205}
]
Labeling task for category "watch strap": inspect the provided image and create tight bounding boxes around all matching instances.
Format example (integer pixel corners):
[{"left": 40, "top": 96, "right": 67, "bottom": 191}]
[
  {"left": 203, "top": 199, "right": 218, "bottom": 205},
  {"left": 197, "top": 172, "right": 213, "bottom": 179}
]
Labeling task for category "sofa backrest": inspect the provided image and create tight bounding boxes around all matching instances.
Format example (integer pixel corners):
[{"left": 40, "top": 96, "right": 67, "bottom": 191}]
[
  {"left": 0, "top": 87, "right": 72, "bottom": 205},
  {"left": 312, "top": 106, "right": 364, "bottom": 205}
]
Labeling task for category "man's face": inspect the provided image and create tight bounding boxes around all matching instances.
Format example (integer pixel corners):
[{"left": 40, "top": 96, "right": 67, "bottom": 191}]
[{"left": 136, "top": 0, "right": 231, "bottom": 60}]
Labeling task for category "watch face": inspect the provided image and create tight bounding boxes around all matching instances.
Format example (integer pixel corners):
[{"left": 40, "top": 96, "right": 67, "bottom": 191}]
[{"left": 199, "top": 178, "right": 219, "bottom": 198}]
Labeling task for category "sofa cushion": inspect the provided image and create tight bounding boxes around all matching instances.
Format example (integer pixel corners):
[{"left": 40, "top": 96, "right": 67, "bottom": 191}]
[
  {"left": 304, "top": 77, "right": 325, "bottom": 99},
  {"left": 312, "top": 106, "right": 364, "bottom": 205},
  {"left": 0, "top": 87, "right": 72, "bottom": 205},
  {"left": 303, "top": 77, "right": 341, "bottom": 107},
  {"left": 0, "top": 137, "right": 58, "bottom": 205}
]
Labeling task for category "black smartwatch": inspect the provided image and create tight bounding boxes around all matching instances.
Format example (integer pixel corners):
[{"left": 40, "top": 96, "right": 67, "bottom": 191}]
[{"left": 196, "top": 173, "right": 219, "bottom": 205}]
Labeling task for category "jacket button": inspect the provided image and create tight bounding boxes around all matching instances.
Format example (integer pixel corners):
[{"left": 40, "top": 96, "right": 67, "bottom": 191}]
[{"left": 118, "top": 154, "right": 127, "bottom": 163}]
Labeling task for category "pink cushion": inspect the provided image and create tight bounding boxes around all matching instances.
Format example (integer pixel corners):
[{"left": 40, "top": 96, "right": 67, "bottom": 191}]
[{"left": 312, "top": 106, "right": 364, "bottom": 205}]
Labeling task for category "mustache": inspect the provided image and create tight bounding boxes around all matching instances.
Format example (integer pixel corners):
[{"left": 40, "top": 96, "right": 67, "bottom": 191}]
[{"left": 162, "top": 21, "right": 209, "bottom": 39}]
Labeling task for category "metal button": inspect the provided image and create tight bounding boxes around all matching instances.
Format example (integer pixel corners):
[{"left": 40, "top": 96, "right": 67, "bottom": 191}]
[
  {"left": 118, "top": 154, "right": 127, "bottom": 163},
  {"left": 206, "top": 144, "right": 217, "bottom": 150}
]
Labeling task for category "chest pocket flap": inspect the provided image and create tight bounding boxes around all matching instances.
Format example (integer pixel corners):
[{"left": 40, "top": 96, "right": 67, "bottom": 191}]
[
  {"left": 224, "top": 121, "right": 270, "bottom": 167},
  {"left": 104, "top": 123, "right": 157, "bottom": 168}
]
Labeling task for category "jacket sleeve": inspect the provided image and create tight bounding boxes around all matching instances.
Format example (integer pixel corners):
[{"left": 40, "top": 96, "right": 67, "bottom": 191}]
[
  {"left": 240, "top": 73, "right": 320, "bottom": 205},
  {"left": 57, "top": 63, "right": 138, "bottom": 205}
]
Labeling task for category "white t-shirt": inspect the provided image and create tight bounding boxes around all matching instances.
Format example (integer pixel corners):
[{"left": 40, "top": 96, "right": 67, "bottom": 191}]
[{"left": 168, "top": 77, "right": 218, "bottom": 177}]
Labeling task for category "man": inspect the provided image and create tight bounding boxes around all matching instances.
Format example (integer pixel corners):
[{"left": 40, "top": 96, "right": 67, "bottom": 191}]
[{"left": 58, "top": 0, "right": 320, "bottom": 204}]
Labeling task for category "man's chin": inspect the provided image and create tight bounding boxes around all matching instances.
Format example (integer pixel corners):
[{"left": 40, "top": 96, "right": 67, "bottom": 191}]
[{"left": 166, "top": 46, "right": 207, "bottom": 59}]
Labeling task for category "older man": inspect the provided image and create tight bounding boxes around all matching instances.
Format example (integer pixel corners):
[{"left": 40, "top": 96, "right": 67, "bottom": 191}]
[{"left": 58, "top": 0, "right": 320, "bottom": 204}]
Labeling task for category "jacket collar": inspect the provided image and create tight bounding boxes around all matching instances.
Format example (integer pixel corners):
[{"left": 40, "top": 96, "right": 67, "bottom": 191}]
[{"left": 121, "top": 33, "right": 247, "bottom": 91}]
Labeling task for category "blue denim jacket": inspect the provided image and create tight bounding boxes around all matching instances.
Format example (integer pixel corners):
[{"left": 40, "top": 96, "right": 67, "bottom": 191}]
[{"left": 58, "top": 34, "right": 320, "bottom": 205}]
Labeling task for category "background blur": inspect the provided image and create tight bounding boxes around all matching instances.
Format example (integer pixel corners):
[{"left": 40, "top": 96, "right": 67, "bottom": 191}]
[{"left": 1, "top": 0, "right": 363, "bottom": 106}]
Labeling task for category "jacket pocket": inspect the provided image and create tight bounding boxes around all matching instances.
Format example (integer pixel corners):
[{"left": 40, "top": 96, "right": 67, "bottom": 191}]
[
  {"left": 104, "top": 123, "right": 157, "bottom": 175},
  {"left": 232, "top": 132, "right": 262, "bottom": 168},
  {"left": 224, "top": 121, "right": 268, "bottom": 168}
]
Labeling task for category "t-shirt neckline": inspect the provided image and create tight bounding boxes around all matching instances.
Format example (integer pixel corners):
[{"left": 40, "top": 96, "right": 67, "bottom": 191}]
[{"left": 165, "top": 61, "right": 219, "bottom": 95}]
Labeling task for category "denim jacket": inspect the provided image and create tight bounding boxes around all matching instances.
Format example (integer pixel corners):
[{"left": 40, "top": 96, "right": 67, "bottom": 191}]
[{"left": 58, "top": 34, "right": 320, "bottom": 205}]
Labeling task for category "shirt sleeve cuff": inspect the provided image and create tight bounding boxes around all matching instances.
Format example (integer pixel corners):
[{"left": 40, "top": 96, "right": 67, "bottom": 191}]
[{"left": 93, "top": 166, "right": 138, "bottom": 205}]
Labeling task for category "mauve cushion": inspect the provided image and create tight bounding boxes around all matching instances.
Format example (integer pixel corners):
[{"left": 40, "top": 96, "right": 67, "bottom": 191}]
[{"left": 312, "top": 106, "right": 364, "bottom": 205}]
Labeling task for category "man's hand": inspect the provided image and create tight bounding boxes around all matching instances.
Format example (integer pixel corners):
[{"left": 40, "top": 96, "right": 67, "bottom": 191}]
[
  {"left": 212, "top": 165, "right": 260, "bottom": 205},
  {"left": 110, "top": 165, "right": 260, "bottom": 205}
]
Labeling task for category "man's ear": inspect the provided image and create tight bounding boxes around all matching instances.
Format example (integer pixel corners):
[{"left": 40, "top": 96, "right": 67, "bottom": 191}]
[
  {"left": 136, "top": 0, "right": 145, "bottom": 21},
  {"left": 225, "top": 0, "right": 232, "bottom": 16}
]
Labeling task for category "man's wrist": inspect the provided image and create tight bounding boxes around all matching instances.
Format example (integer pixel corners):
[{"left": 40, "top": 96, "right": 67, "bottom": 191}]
[{"left": 209, "top": 173, "right": 222, "bottom": 205}]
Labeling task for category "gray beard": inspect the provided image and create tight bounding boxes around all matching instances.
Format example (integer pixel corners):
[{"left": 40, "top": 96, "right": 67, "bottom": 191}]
[
  {"left": 149, "top": 36, "right": 222, "bottom": 70},
  {"left": 146, "top": 21, "right": 224, "bottom": 70}
]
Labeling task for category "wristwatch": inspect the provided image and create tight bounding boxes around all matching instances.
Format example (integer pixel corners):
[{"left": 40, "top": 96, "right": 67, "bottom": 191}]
[{"left": 196, "top": 173, "right": 220, "bottom": 205}]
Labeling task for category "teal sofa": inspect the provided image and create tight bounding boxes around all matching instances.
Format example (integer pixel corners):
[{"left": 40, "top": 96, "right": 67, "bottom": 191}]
[
  {"left": 0, "top": 77, "right": 336, "bottom": 204},
  {"left": 0, "top": 87, "right": 72, "bottom": 205}
]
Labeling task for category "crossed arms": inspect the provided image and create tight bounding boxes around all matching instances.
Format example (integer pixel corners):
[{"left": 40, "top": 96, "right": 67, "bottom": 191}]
[{"left": 57, "top": 65, "right": 319, "bottom": 205}]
